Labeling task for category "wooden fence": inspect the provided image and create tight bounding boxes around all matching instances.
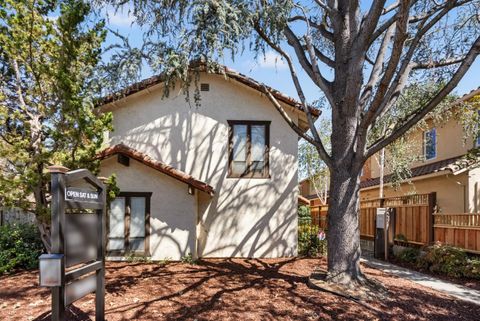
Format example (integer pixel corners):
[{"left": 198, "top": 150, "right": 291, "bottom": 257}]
[
  {"left": 434, "top": 213, "right": 480, "bottom": 253},
  {"left": 309, "top": 193, "right": 437, "bottom": 245},
  {"left": 310, "top": 198, "right": 328, "bottom": 230},
  {"left": 308, "top": 193, "right": 480, "bottom": 253}
]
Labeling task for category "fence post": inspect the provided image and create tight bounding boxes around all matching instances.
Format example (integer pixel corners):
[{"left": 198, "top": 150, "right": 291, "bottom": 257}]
[{"left": 427, "top": 192, "right": 437, "bottom": 244}]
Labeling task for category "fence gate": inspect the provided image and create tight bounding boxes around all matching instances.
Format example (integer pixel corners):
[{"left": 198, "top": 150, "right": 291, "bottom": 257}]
[{"left": 39, "top": 166, "right": 106, "bottom": 321}]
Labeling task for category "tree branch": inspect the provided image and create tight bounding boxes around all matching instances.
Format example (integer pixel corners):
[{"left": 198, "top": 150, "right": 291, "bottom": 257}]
[
  {"left": 359, "top": 0, "right": 387, "bottom": 49},
  {"left": 411, "top": 57, "right": 466, "bottom": 69},
  {"left": 359, "top": 24, "right": 395, "bottom": 108},
  {"left": 359, "top": 1, "right": 410, "bottom": 132},
  {"left": 253, "top": 21, "right": 333, "bottom": 167},
  {"left": 366, "top": 35, "right": 480, "bottom": 158},
  {"left": 364, "top": 2, "right": 462, "bottom": 129},
  {"left": 283, "top": 26, "right": 334, "bottom": 105},
  {"left": 261, "top": 85, "right": 333, "bottom": 169}
]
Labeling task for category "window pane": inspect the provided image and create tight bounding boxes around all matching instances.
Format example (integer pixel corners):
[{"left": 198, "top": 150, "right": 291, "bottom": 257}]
[
  {"left": 251, "top": 125, "right": 265, "bottom": 162},
  {"left": 129, "top": 237, "right": 145, "bottom": 251},
  {"left": 251, "top": 161, "right": 265, "bottom": 173},
  {"left": 108, "top": 238, "right": 124, "bottom": 251},
  {"left": 425, "top": 128, "right": 436, "bottom": 160},
  {"left": 233, "top": 125, "right": 247, "bottom": 161},
  {"left": 130, "top": 197, "right": 146, "bottom": 238},
  {"left": 232, "top": 124, "right": 247, "bottom": 175},
  {"left": 109, "top": 197, "right": 125, "bottom": 238},
  {"left": 233, "top": 161, "right": 247, "bottom": 174},
  {"left": 108, "top": 197, "right": 125, "bottom": 251},
  {"left": 477, "top": 111, "right": 480, "bottom": 147}
]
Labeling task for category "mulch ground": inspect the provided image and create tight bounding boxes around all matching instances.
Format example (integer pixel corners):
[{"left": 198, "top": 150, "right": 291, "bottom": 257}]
[{"left": 1, "top": 258, "right": 479, "bottom": 321}]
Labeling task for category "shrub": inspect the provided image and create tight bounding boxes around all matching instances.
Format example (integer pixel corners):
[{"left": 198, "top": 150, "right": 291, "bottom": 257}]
[
  {"left": 0, "top": 224, "right": 44, "bottom": 274},
  {"left": 180, "top": 253, "right": 198, "bottom": 264},
  {"left": 395, "top": 247, "right": 420, "bottom": 263},
  {"left": 418, "top": 244, "right": 469, "bottom": 278},
  {"left": 463, "top": 259, "right": 480, "bottom": 279},
  {"left": 298, "top": 205, "right": 311, "bottom": 224},
  {"left": 298, "top": 223, "right": 327, "bottom": 257}
]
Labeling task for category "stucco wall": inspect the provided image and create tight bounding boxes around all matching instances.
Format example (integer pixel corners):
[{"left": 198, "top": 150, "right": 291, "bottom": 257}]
[
  {"left": 360, "top": 172, "right": 469, "bottom": 213},
  {"left": 468, "top": 167, "right": 480, "bottom": 213},
  {"left": 100, "top": 157, "right": 197, "bottom": 260},
  {"left": 102, "top": 73, "right": 299, "bottom": 258}
]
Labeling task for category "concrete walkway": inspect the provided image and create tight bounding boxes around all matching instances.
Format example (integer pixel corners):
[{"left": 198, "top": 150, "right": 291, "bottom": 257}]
[{"left": 361, "top": 257, "right": 480, "bottom": 305}]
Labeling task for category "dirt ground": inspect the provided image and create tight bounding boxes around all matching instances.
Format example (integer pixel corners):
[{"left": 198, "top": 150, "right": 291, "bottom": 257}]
[{"left": 1, "top": 258, "right": 479, "bottom": 321}]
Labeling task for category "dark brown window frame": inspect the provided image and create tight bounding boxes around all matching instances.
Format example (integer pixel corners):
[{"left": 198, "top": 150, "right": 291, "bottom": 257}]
[
  {"left": 227, "top": 120, "right": 271, "bottom": 179},
  {"left": 107, "top": 192, "right": 152, "bottom": 257}
]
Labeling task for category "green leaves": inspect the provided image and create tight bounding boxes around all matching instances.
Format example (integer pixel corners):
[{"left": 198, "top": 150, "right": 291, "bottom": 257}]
[{"left": 0, "top": 0, "right": 111, "bottom": 218}]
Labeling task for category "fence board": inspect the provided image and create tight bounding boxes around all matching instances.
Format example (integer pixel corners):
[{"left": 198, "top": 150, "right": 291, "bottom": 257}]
[
  {"left": 433, "top": 213, "right": 480, "bottom": 253},
  {"left": 308, "top": 193, "right": 436, "bottom": 244}
]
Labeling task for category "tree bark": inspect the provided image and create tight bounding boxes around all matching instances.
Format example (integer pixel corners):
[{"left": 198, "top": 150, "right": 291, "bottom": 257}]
[{"left": 327, "top": 166, "right": 363, "bottom": 285}]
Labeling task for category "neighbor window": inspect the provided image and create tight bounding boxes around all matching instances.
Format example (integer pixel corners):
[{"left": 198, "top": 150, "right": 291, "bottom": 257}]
[
  {"left": 476, "top": 110, "right": 480, "bottom": 147},
  {"left": 228, "top": 120, "right": 270, "bottom": 178},
  {"left": 424, "top": 128, "right": 437, "bottom": 160},
  {"left": 108, "top": 192, "right": 151, "bottom": 256}
]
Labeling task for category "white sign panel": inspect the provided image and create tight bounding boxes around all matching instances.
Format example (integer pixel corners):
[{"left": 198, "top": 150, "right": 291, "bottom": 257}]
[{"left": 376, "top": 208, "right": 387, "bottom": 229}]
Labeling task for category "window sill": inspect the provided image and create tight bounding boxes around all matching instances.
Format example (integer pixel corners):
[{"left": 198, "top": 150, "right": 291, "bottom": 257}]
[{"left": 227, "top": 175, "right": 271, "bottom": 179}]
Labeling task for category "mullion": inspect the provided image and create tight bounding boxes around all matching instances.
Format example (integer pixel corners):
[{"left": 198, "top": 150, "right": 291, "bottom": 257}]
[
  {"left": 124, "top": 197, "right": 131, "bottom": 252},
  {"left": 246, "top": 124, "right": 252, "bottom": 176}
]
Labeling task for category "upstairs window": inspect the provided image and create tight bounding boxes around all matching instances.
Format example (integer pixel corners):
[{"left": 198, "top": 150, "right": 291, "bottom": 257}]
[
  {"left": 477, "top": 110, "right": 480, "bottom": 147},
  {"left": 424, "top": 128, "right": 437, "bottom": 160},
  {"left": 228, "top": 120, "right": 270, "bottom": 178}
]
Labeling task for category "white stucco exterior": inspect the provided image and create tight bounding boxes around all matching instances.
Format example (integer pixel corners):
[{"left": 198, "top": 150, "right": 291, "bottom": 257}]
[{"left": 99, "top": 73, "right": 300, "bottom": 260}]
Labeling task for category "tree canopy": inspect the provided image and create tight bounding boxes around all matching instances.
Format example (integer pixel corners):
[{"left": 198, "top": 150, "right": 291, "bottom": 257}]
[{"left": 0, "top": 0, "right": 112, "bottom": 250}]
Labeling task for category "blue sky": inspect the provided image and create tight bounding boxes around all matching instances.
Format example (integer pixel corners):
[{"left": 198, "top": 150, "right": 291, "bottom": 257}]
[{"left": 100, "top": 5, "right": 480, "bottom": 105}]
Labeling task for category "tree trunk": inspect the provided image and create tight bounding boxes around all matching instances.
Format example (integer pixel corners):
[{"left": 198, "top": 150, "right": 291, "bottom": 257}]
[{"left": 326, "top": 166, "right": 363, "bottom": 285}]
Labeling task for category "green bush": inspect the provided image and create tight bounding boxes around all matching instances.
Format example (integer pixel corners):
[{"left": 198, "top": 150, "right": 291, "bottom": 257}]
[
  {"left": 395, "top": 247, "right": 420, "bottom": 263},
  {"left": 0, "top": 224, "right": 44, "bottom": 274},
  {"left": 463, "top": 259, "right": 480, "bottom": 279},
  {"left": 417, "top": 244, "right": 477, "bottom": 278},
  {"left": 298, "top": 205, "right": 311, "bottom": 224},
  {"left": 298, "top": 223, "right": 327, "bottom": 257}
]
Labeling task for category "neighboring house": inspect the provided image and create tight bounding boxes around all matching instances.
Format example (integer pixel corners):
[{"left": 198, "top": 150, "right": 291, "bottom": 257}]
[
  {"left": 360, "top": 88, "right": 480, "bottom": 213},
  {"left": 299, "top": 88, "right": 480, "bottom": 214},
  {"left": 97, "top": 65, "right": 319, "bottom": 260}
]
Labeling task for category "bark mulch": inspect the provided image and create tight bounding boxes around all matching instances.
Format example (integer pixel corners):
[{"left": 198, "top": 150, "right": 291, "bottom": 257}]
[{"left": 1, "top": 258, "right": 479, "bottom": 321}]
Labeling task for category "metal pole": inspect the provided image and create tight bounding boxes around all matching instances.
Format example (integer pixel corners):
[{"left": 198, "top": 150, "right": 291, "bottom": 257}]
[
  {"left": 48, "top": 166, "right": 69, "bottom": 321},
  {"left": 96, "top": 181, "right": 106, "bottom": 321}
]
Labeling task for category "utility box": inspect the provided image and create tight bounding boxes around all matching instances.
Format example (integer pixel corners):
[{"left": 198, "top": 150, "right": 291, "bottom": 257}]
[
  {"left": 374, "top": 208, "right": 387, "bottom": 259},
  {"left": 39, "top": 254, "right": 64, "bottom": 287}
]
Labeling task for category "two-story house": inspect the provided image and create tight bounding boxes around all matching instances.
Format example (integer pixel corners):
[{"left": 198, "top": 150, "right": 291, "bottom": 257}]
[
  {"left": 299, "top": 88, "right": 480, "bottom": 214},
  {"left": 360, "top": 88, "right": 480, "bottom": 213},
  {"left": 96, "top": 65, "right": 319, "bottom": 260}
]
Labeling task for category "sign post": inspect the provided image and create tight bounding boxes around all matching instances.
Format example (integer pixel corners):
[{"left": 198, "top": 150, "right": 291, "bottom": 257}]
[{"left": 39, "top": 166, "right": 106, "bottom": 321}]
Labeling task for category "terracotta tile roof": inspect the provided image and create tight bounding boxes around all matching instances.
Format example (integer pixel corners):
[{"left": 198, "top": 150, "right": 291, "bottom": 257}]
[
  {"left": 298, "top": 195, "right": 310, "bottom": 206},
  {"left": 456, "top": 87, "right": 480, "bottom": 103},
  {"left": 97, "top": 144, "right": 215, "bottom": 196},
  {"left": 360, "top": 154, "right": 471, "bottom": 189},
  {"left": 96, "top": 63, "right": 320, "bottom": 119},
  {"left": 441, "top": 149, "right": 480, "bottom": 174}
]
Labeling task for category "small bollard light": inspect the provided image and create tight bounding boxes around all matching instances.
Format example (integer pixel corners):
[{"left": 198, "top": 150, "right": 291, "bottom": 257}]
[{"left": 39, "top": 254, "right": 64, "bottom": 287}]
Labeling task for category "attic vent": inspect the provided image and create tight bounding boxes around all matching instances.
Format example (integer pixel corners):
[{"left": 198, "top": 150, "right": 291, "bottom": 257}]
[{"left": 200, "top": 83, "right": 210, "bottom": 91}]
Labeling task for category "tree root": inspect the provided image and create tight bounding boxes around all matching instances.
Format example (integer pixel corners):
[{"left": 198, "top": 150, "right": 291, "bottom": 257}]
[{"left": 309, "top": 268, "right": 389, "bottom": 302}]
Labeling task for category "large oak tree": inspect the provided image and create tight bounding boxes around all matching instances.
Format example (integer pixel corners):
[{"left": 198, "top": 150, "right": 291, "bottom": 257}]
[{"left": 102, "top": 0, "right": 480, "bottom": 287}]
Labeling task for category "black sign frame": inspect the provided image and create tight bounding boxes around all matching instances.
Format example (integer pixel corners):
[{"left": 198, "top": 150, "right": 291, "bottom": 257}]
[{"left": 48, "top": 167, "right": 106, "bottom": 321}]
